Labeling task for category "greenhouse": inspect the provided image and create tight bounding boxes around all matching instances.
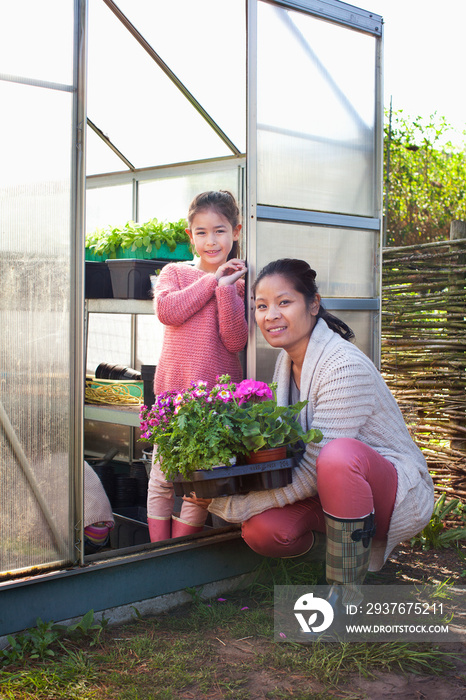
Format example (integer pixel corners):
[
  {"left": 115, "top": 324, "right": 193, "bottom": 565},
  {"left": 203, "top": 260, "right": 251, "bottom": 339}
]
[{"left": 0, "top": 0, "right": 383, "bottom": 635}]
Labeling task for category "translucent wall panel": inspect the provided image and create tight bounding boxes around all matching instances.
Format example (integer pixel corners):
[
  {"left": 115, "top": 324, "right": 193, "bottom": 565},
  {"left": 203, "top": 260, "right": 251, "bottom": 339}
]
[
  {"left": 87, "top": 0, "right": 241, "bottom": 172},
  {"left": 257, "top": 221, "right": 377, "bottom": 298},
  {"left": 0, "top": 1, "right": 73, "bottom": 85},
  {"left": 138, "top": 169, "right": 242, "bottom": 224},
  {"left": 0, "top": 80, "right": 73, "bottom": 572},
  {"left": 256, "top": 311, "right": 376, "bottom": 383},
  {"left": 87, "top": 314, "right": 163, "bottom": 375},
  {"left": 257, "top": 2, "right": 376, "bottom": 215},
  {"left": 86, "top": 184, "right": 133, "bottom": 233},
  {"left": 86, "top": 127, "right": 132, "bottom": 177},
  {"left": 117, "top": 0, "right": 246, "bottom": 154}
]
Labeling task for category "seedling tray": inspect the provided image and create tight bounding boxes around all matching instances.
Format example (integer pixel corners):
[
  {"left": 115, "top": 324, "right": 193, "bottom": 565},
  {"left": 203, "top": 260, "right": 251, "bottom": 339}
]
[{"left": 173, "top": 458, "right": 294, "bottom": 498}]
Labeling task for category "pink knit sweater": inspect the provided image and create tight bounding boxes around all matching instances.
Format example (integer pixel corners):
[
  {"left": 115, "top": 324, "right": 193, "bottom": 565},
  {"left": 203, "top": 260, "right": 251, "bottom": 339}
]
[{"left": 153, "top": 263, "right": 248, "bottom": 394}]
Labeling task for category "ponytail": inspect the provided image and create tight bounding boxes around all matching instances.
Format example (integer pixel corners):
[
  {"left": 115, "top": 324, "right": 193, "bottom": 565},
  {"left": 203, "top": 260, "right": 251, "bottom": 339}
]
[{"left": 317, "top": 306, "right": 354, "bottom": 341}]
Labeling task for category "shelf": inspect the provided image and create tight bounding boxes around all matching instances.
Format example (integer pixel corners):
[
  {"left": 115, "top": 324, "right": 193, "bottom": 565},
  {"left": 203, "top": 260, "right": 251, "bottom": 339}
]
[
  {"left": 84, "top": 404, "right": 141, "bottom": 427},
  {"left": 85, "top": 298, "right": 153, "bottom": 315}
]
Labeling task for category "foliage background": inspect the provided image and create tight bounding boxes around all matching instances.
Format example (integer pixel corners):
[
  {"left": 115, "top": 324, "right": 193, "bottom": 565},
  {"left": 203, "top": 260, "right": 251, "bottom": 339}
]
[{"left": 384, "top": 111, "right": 466, "bottom": 246}]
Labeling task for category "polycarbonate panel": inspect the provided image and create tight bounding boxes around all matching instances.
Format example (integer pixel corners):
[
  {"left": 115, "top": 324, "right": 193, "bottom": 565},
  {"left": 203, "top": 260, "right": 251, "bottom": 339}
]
[
  {"left": 257, "top": 2, "right": 376, "bottom": 215},
  {"left": 0, "top": 82, "right": 73, "bottom": 572},
  {"left": 0, "top": 1, "right": 73, "bottom": 85},
  {"left": 86, "top": 184, "right": 133, "bottom": 233},
  {"left": 255, "top": 311, "right": 376, "bottom": 383},
  {"left": 117, "top": 0, "right": 246, "bottom": 153},
  {"left": 87, "top": 0, "right": 236, "bottom": 172},
  {"left": 138, "top": 169, "right": 241, "bottom": 224},
  {"left": 86, "top": 126, "right": 133, "bottom": 177},
  {"left": 87, "top": 314, "right": 164, "bottom": 375},
  {"left": 256, "top": 221, "right": 377, "bottom": 298}
]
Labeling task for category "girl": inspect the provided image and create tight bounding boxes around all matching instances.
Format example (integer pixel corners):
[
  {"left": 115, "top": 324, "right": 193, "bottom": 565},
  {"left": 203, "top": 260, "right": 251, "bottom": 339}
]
[
  {"left": 147, "top": 190, "right": 248, "bottom": 542},
  {"left": 190, "top": 259, "right": 434, "bottom": 606}
]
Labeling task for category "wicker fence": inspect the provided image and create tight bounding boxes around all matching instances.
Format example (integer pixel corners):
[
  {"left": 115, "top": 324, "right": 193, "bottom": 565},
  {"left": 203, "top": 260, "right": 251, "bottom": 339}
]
[{"left": 381, "top": 237, "right": 466, "bottom": 502}]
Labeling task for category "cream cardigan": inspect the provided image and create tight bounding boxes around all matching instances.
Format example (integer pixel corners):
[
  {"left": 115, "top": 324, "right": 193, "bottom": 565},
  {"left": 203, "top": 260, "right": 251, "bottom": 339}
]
[{"left": 209, "top": 319, "right": 434, "bottom": 570}]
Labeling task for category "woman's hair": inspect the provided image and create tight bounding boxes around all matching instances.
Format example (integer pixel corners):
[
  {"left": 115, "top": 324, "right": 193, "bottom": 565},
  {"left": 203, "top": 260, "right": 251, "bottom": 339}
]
[
  {"left": 187, "top": 190, "right": 241, "bottom": 259},
  {"left": 252, "top": 258, "right": 355, "bottom": 341}
]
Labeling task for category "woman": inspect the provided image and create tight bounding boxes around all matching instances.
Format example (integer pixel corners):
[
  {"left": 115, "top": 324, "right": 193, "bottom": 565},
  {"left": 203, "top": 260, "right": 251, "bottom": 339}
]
[{"left": 195, "top": 258, "right": 434, "bottom": 594}]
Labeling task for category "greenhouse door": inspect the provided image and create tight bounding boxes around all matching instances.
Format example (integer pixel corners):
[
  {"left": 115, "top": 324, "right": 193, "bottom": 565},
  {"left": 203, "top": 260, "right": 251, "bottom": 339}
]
[
  {"left": 0, "top": 0, "right": 86, "bottom": 576},
  {"left": 246, "top": 0, "right": 383, "bottom": 379}
]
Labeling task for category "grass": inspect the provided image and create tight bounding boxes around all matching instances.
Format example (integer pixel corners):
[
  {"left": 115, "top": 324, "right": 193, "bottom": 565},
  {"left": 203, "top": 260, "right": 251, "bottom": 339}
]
[{"left": 0, "top": 557, "right": 462, "bottom": 699}]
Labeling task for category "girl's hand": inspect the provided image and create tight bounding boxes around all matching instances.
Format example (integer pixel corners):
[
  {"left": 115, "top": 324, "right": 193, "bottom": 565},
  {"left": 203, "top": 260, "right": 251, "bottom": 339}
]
[
  {"left": 183, "top": 493, "right": 212, "bottom": 510},
  {"left": 215, "top": 259, "right": 247, "bottom": 286}
]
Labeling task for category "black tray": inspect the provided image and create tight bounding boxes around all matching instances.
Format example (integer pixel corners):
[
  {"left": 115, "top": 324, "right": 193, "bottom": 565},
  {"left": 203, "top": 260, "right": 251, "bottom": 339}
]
[
  {"left": 110, "top": 506, "right": 149, "bottom": 548},
  {"left": 85, "top": 261, "right": 113, "bottom": 298},
  {"left": 106, "top": 259, "right": 167, "bottom": 299},
  {"left": 173, "top": 458, "right": 294, "bottom": 498}
]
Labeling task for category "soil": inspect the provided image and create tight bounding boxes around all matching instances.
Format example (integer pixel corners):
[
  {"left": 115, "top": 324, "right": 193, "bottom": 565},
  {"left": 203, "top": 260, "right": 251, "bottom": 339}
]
[
  {"left": 100, "top": 542, "right": 465, "bottom": 699},
  {"left": 201, "top": 543, "right": 466, "bottom": 700}
]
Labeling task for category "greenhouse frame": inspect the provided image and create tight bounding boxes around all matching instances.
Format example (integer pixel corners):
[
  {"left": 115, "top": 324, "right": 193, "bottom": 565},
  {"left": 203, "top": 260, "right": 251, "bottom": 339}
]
[{"left": 0, "top": 0, "right": 383, "bottom": 635}]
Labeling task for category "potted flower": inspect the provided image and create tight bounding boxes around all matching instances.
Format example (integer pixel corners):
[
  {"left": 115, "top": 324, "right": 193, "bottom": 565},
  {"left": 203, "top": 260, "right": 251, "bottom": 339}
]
[{"left": 139, "top": 376, "right": 322, "bottom": 497}]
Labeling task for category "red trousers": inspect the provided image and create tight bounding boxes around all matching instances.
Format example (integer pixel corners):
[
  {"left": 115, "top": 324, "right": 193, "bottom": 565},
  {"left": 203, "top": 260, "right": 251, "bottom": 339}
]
[{"left": 241, "top": 438, "right": 398, "bottom": 557}]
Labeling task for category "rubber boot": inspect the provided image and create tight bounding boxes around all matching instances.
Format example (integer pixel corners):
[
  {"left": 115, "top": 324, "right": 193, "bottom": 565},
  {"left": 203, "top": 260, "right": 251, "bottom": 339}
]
[
  {"left": 298, "top": 513, "right": 376, "bottom": 641},
  {"left": 171, "top": 516, "right": 205, "bottom": 538},
  {"left": 148, "top": 516, "right": 171, "bottom": 543},
  {"left": 324, "top": 511, "right": 376, "bottom": 610}
]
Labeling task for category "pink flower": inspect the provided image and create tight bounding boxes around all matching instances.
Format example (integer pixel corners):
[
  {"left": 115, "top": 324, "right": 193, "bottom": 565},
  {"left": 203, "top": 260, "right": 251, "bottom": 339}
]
[{"left": 234, "top": 379, "right": 273, "bottom": 404}]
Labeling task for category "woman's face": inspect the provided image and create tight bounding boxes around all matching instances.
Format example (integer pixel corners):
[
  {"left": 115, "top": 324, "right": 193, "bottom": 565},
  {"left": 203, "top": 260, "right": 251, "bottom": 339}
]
[{"left": 254, "top": 274, "right": 320, "bottom": 356}]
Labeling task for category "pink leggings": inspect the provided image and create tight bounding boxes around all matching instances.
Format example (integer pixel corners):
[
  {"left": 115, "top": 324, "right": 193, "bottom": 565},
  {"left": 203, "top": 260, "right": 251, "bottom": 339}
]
[
  {"left": 147, "top": 450, "right": 208, "bottom": 527},
  {"left": 241, "top": 438, "right": 398, "bottom": 557}
]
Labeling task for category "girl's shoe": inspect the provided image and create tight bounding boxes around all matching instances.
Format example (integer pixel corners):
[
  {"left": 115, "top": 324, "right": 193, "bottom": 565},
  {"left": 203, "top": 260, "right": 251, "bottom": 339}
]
[
  {"left": 148, "top": 516, "right": 171, "bottom": 542},
  {"left": 171, "top": 516, "right": 204, "bottom": 538}
]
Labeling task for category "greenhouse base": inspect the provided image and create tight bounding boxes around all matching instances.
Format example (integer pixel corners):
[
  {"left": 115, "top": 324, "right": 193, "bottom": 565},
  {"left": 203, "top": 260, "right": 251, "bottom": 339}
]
[{"left": 0, "top": 530, "right": 261, "bottom": 638}]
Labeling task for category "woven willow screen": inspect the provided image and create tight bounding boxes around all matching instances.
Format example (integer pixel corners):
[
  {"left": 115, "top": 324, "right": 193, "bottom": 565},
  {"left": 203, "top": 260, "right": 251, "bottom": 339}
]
[{"left": 381, "top": 238, "right": 466, "bottom": 501}]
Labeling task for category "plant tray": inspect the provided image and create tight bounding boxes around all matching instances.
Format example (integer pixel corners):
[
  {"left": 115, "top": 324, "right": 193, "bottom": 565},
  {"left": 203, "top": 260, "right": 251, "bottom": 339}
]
[
  {"left": 106, "top": 258, "right": 167, "bottom": 299},
  {"left": 115, "top": 242, "right": 192, "bottom": 261},
  {"left": 110, "top": 507, "right": 150, "bottom": 548},
  {"left": 85, "top": 261, "right": 113, "bottom": 298},
  {"left": 173, "top": 458, "right": 295, "bottom": 498},
  {"left": 85, "top": 249, "right": 107, "bottom": 262},
  {"left": 85, "top": 376, "right": 144, "bottom": 405}
]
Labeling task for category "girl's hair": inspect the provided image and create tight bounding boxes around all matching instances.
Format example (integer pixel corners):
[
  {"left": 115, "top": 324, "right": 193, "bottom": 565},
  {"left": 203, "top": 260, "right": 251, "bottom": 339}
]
[
  {"left": 187, "top": 190, "right": 241, "bottom": 260},
  {"left": 252, "top": 258, "right": 355, "bottom": 341}
]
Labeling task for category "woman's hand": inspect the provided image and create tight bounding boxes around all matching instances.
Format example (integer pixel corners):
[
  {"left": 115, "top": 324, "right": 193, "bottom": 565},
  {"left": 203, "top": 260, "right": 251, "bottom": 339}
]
[
  {"left": 182, "top": 493, "right": 212, "bottom": 510},
  {"left": 215, "top": 259, "right": 247, "bottom": 286}
]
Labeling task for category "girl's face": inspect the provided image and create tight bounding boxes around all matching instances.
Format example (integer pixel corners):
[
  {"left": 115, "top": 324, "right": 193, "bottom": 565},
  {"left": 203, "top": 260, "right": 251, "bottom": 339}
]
[
  {"left": 254, "top": 274, "right": 320, "bottom": 357},
  {"left": 187, "top": 208, "right": 241, "bottom": 273}
]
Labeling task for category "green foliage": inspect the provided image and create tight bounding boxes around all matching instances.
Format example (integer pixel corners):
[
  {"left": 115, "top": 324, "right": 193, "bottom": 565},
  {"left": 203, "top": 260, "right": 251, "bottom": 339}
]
[
  {"left": 0, "top": 619, "right": 60, "bottom": 665},
  {"left": 85, "top": 217, "right": 189, "bottom": 257},
  {"left": 0, "top": 611, "right": 107, "bottom": 668},
  {"left": 384, "top": 110, "right": 466, "bottom": 246},
  {"left": 54, "top": 609, "right": 108, "bottom": 646},
  {"left": 410, "top": 493, "right": 466, "bottom": 550},
  {"left": 233, "top": 398, "right": 321, "bottom": 453}
]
